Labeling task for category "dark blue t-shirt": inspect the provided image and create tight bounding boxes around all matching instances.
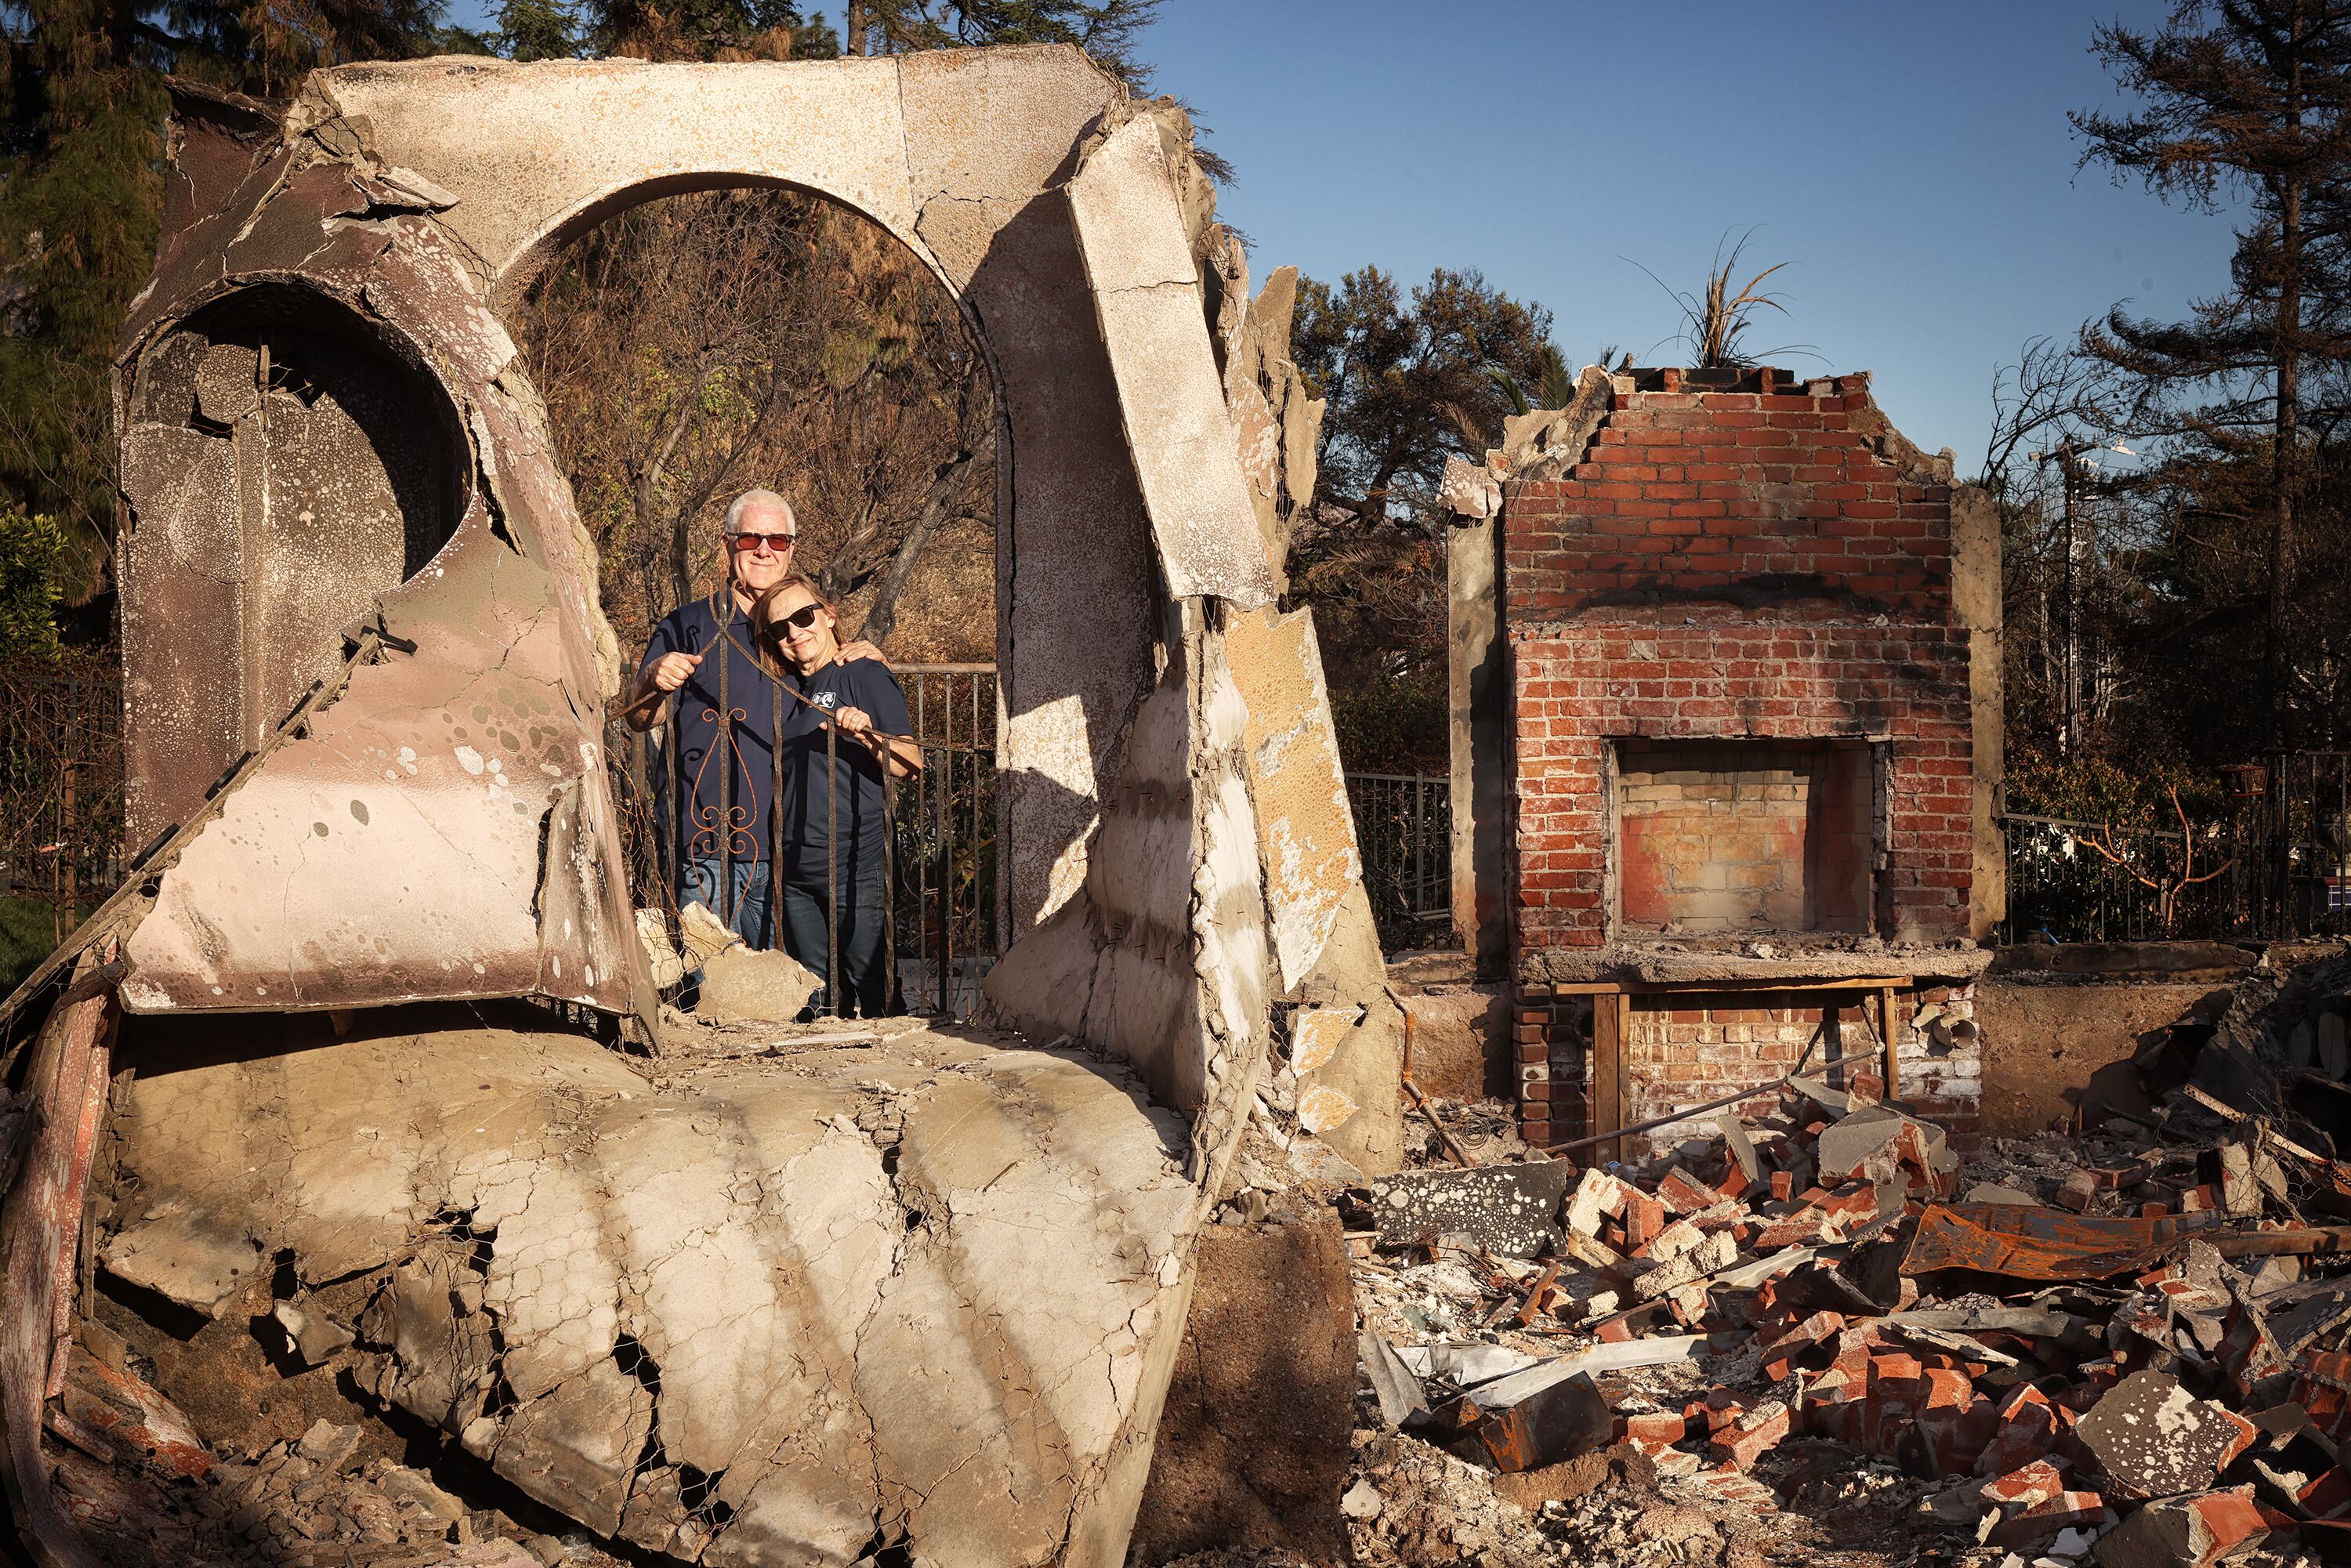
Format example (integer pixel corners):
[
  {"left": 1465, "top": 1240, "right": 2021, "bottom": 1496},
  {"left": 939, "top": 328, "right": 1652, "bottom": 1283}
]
[
  {"left": 776, "top": 657, "right": 911, "bottom": 882},
  {"left": 638, "top": 596, "right": 783, "bottom": 869}
]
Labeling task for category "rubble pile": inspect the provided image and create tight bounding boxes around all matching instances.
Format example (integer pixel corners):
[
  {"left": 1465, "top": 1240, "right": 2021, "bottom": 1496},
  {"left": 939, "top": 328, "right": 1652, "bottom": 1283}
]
[
  {"left": 42, "top": 1342, "right": 603, "bottom": 1568},
  {"left": 1342, "top": 969, "right": 2351, "bottom": 1568}
]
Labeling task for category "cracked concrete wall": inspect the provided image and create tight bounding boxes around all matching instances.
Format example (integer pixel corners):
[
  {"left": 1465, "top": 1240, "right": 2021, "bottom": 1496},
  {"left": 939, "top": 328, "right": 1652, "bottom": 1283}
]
[
  {"left": 1064, "top": 116, "right": 1277, "bottom": 611},
  {"left": 102, "top": 1014, "right": 1201, "bottom": 1565},
  {"left": 100, "top": 48, "right": 1390, "bottom": 1559},
  {"left": 981, "top": 606, "right": 1270, "bottom": 1201},
  {"left": 1223, "top": 606, "right": 1403, "bottom": 1175},
  {"left": 117, "top": 87, "right": 643, "bottom": 1016}
]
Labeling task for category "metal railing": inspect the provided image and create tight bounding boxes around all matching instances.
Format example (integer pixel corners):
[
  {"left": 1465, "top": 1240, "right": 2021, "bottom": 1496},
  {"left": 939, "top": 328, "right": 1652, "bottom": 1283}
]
[
  {"left": 1345, "top": 770, "right": 1452, "bottom": 952},
  {"left": 1996, "top": 811, "right": 2255, "bottom": 944},
  {"left": 0, "top": 655, "right": 122, "bottom": 939},
  {"left": 607, "top": 662, "right": 999, "bottom": 1019},
  {"left": 891, "top": 665, "right": 998, "bottom": 1019}
]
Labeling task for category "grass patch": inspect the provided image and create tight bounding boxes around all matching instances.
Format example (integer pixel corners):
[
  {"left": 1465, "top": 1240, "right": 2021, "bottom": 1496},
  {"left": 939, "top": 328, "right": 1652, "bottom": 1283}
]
[{"left": 0, "top": 896, "right": 67, "bottom": 997}]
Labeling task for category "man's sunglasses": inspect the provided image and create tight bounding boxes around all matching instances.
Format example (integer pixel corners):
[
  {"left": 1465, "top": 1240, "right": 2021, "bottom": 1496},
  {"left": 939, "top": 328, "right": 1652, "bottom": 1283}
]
[
  {"left": 771, "top": 603, "right": 824, "bottom": 631},
  {"left": 728, "top": 531, "right": 796, "bottom": 552}
]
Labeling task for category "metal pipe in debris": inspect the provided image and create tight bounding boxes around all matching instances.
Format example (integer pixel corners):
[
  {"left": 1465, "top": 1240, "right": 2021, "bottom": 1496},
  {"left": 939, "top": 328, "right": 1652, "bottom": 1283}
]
[{"left": 1545, "top": 1045, "right": 1889, "bottom": 1160}]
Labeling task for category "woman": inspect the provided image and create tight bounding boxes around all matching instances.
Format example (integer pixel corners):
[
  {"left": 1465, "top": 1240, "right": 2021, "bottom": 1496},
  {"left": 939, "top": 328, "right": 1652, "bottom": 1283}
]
[{"left": 752, "top": 574, "right": 921, "bottom": 1018}]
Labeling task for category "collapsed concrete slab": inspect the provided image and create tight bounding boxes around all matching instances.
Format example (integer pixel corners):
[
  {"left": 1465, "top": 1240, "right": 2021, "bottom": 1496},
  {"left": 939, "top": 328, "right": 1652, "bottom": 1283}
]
[{"left": 104, "top": 1014, "right": 1200, "bottom": 1564}]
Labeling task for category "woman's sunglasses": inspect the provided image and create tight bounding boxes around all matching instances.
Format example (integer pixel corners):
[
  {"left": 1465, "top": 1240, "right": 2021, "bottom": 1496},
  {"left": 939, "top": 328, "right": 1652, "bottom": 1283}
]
[
  {"left": 728, "top": 531, "right": 795, "bottom": 553},
  {"left": 770, "top": 603, "right": 824, "bottom": 631}
]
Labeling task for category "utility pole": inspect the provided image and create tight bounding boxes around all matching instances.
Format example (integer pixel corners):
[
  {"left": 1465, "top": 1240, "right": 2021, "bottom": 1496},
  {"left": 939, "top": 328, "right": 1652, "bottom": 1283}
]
[{"left": 846, "top": 1, "right": 866, "bottom": 55}]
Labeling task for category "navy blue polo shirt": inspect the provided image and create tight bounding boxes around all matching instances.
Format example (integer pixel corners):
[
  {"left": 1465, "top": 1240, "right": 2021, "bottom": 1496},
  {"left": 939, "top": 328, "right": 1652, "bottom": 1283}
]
[
  {"left": 637, "top": 595, "right": 782, "bottom": 868},
  {"left": 775, "top": 657, "right": 911, "bottom": 882}
]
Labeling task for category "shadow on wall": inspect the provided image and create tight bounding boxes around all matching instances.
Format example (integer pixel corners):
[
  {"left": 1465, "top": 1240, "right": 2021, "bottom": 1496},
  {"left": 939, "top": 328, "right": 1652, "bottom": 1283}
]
[{"left": 1972, "top": 943, "right": 2256, "bottom": 1135}]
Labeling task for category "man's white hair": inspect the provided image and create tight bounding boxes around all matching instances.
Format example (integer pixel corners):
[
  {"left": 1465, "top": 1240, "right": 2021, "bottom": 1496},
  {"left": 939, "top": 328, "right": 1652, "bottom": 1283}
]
[{"left": 724, "top": 489, "right": 796, "bottom": 535}]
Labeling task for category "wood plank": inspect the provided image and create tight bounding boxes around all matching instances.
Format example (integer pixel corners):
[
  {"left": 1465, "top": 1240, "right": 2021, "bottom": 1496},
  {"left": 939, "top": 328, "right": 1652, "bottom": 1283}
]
[
  {"left": 1591, "top": 988, "right": 1621, "bottom": 1161},
  {"left": 1614, "top": 992, "right": 1633, "bottom": 1164},
  {"left": 1, "top": 950, "right": 117, "bottom": 1568},
  {"left": 1621, "top": 976, "right": 1914, "bottom": 994},
  {"left": 1529, "top": 978, "right": 1917, "bottom": 997},
  {"left": 1879, "top": 984, "right": 1901, "bottom": 1101}
]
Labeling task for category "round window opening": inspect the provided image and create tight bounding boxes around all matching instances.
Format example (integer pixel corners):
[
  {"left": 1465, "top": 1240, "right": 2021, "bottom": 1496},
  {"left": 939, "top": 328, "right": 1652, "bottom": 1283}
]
[{"left": 136, "top": 284, "right": 470, "bottom": 588}]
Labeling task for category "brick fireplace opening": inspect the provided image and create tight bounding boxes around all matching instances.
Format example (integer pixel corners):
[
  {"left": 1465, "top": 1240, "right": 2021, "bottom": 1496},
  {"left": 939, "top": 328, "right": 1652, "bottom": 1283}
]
[{"left": 1613, "top": 737, "right": 1876, "bottom": 936}]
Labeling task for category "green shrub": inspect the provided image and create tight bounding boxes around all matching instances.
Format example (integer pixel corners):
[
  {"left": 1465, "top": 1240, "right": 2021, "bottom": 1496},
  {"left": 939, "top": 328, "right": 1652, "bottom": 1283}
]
[{"left": 0, "top": 509, "right": 66, "bottom": 660}]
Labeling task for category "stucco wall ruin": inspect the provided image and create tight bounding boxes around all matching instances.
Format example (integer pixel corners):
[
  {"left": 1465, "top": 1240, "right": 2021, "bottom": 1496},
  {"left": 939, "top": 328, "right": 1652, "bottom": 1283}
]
[{"left": 65, "top": 45, "right": 1403, "bottom": 1567}]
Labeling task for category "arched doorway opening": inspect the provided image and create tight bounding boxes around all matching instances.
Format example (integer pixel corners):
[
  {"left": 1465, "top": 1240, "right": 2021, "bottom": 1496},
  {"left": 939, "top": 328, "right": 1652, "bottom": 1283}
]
[{"left": 516, "top": 182, "right": 1002, "bottom": 1016}]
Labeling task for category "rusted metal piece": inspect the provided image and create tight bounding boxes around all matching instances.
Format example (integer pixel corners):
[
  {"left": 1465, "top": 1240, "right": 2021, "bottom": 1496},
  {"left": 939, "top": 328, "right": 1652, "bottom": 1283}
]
[
  {"left": 0, "top": 632, "right": 381, "bottom": 1041},
  {"left": 1900, "top": 1202, "right": 2193, "bottom": 1281},
  {"left": 56, "top": 1358, "right": 212, "bottom": 1483},
  {"left": 1438, "top": 1367, "right": 1609, "bottom": 1474},
  {"left": 1, "top": 950, "right": 121, "bottom": 1568},
  {"left": 1401, "top": 1071, "right": 1476, "bottom": 1169}
]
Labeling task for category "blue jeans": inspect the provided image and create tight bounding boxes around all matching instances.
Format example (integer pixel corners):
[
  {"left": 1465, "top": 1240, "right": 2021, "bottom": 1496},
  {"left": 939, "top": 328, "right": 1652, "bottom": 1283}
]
[
  {"left": 683, "top": 859, "right": 773, "bottom": 950},
  {"left": 779, "top": 860, "right": 890, "bottom": 1017}
]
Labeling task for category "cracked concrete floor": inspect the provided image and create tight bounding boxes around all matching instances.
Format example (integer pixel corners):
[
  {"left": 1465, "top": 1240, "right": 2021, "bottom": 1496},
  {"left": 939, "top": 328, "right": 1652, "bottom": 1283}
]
[{"left": 100, "top": 1009, "right": 1204, "bottom": 1566}]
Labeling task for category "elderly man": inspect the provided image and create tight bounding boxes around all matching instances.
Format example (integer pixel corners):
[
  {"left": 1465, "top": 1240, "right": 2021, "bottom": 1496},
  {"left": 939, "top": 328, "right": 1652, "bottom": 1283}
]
[{"left": 627, "top": 488, "right": 884, "bottom": 946}]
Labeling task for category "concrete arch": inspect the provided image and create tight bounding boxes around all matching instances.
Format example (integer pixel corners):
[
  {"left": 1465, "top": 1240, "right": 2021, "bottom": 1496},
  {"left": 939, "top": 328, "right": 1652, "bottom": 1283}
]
[
  {"left": 110, "top": 47, "right": 1283, "bottom": 1017},
  {"left": 301, "top": 51, "right": 1178, "bottom": 932}
]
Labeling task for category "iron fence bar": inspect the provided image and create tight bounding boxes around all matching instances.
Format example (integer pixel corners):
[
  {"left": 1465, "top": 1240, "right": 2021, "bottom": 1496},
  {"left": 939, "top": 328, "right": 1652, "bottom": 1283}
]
[
  {"left": 0, "top": 653, "right": 1009, "bottom": 1018},
  {"left": 771, "top": 680, "right": 784, "bottom": 954},
  {"left": 717, "top": 609, "right": 734, "bottom": 926},
  {"left": 825, "top": 719, "right": 838, "bottom": 1019}
]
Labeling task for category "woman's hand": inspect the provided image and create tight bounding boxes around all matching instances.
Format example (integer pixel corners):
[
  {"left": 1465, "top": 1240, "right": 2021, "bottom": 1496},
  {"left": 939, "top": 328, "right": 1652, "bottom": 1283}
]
[
  {"left": 835, "top": 704, "right": 873, "bottom": 737},
  {"left": 648, "top": 650, "right": 703, "bottom": 693}
]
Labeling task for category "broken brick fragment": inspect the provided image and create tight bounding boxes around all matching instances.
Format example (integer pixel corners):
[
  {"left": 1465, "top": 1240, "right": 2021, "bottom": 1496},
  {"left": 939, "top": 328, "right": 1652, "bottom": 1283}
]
[
  {"left": 2092, "top": 1486, "right": 2266, "bottom": 1568},
  {"left": 1755, "top": 1208, "right": 1831, "bottom": 1249},
  {"left": 1976, "top": 1383, "right": 2063, "bottom": 1477},
  {"left": 1657, "top": 1168, "right": 1719, "bottom": 1215},
  {"left": 1621, "top": 1410, "right": 1689, "bottom": 1448},
  {"left": 1989, "top": 1490, "right": 2109, "bottom": 1551},
  {"left": 1980, "top": 1458, "right": 2069, "bottom": 1510},
  {"left": 1914, "top": 1367, "right": 1998, "bottom": 1477},
  {"left": 1761, "top": 1311, "right": 1847, "bottom": 1380},
  {"left": 1709, "top": 1400, "right": 1791, "bottom": 1472}
]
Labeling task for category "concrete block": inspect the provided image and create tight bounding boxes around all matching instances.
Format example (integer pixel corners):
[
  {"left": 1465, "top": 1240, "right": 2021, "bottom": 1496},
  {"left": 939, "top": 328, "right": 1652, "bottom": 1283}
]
[
  {"left": 2076, "top": 1371, "right": 2252, "bottom": 1501},
  {"left": 1369, "top": 1162, "right": 1571, "bottom": 1256}
]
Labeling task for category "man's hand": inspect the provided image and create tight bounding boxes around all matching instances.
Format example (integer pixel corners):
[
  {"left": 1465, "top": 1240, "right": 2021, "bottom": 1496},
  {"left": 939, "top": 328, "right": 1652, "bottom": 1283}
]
[
  {"left": 835, "top": 704, "right": 874, "bottom": 737},
  {"left": 648, "top": 650, "right": 704, "bottom": 693},
  {"left": 837, "top": 639, "right": 888, "bottom": 666}
]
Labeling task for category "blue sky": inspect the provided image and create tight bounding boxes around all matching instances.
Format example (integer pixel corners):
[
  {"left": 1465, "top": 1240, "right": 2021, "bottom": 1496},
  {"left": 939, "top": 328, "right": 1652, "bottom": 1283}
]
[{"left": 448, "top": 1, "right": 2236, "bottom": 473}]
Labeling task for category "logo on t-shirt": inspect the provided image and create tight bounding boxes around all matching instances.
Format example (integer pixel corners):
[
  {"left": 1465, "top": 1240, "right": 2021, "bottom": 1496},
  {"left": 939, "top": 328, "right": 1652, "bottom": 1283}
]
[{"left": 809, "top": 689, "right": 840, "bottom": 711}]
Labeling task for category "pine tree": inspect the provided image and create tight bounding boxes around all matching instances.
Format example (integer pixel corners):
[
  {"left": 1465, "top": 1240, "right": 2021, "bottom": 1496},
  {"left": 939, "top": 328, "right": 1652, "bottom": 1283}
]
[
  {"left": 585, "top": 0, "right": 831, "bottom": 61},
  {"left": 2074, "top": 0, "right": 2351, "bottom": 748},
  {"left": 498, "top": 0, "right": 582, "bottom": 60},
  {"left": 0, "top": 0, "right": 451, "bottom": 617},
  {"left": 842, "top": 0, "right": 1157, "bottom": 85}
]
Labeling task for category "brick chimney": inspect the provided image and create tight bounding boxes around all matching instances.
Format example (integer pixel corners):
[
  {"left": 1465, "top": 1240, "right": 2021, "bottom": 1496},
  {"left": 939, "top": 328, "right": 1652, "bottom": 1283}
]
[{"left": 1447, "top": 367, "right": 2003, "bottom": 1156}]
